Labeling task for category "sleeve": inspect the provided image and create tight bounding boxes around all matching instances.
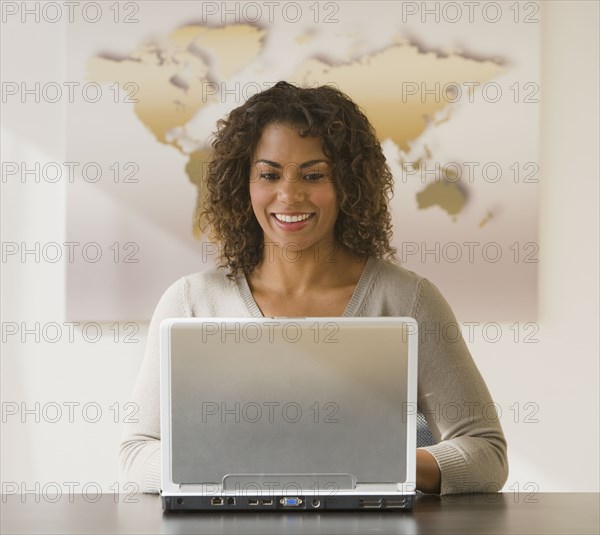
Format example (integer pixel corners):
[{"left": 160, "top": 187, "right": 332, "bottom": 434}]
[
  {"left": 413, "top": 278, "right": 509, "bottom": 495},
  {"left": 119, "top": 277, "right": 190, "bottom": 494}
]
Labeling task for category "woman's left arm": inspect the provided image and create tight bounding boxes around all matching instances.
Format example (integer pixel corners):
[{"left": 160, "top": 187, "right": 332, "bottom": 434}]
[{"left": 413, "top": 278, "right": 509, "bottom": 495}]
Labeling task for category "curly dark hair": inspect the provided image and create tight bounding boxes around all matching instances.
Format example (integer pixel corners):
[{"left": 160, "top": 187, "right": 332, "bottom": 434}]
[{"left": 195, "top": 81, "right": 397, "bottom": 279}]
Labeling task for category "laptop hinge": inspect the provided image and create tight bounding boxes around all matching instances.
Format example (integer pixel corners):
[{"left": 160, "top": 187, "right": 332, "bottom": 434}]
[{"left": 221, "top": 473, "right": 357, "bottom": 491}]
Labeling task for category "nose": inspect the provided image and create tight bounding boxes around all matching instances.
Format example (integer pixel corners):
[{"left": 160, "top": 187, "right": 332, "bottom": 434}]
[{"left": 277, "top": 164, "right": 306, "bottom": 203}]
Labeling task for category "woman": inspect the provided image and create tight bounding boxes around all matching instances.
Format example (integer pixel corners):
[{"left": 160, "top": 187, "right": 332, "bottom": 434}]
[{"left": 120, "top": 81, "right": 508, "bottom": 495}]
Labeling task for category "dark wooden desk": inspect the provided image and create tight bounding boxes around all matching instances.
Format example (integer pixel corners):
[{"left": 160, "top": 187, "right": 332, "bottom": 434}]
[{"left": 1, "top": 493, "right": 598, "bottom": 534}]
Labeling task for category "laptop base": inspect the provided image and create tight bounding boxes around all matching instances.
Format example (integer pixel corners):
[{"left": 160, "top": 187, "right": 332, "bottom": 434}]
[{"left": 162, "top": 494, "right": 415, "bottom": 512}]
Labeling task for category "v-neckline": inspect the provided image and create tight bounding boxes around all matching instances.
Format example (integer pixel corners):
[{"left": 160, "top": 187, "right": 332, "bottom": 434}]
[{"left": 235, "top": 256, "right": 380, "bottom": 318}]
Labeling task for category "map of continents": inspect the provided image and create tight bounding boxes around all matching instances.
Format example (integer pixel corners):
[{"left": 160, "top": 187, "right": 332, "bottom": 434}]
[{"left": 87, "top": 24, "right": 503, "bottom": 230}]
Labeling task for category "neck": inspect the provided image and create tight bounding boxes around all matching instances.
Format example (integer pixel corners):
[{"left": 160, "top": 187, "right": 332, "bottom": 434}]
[{"left": 250, "top": 241, "right": 365, "bottom": 296}]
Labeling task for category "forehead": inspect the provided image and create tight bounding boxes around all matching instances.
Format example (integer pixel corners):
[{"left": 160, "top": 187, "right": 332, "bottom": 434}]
[{"left": 253, "top": 123, "right": 325, "bottom": 162}]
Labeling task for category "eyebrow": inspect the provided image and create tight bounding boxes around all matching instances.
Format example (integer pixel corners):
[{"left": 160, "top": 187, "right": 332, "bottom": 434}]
[{"left": 253, "top": 159, "right": 329, "bottom": 170}]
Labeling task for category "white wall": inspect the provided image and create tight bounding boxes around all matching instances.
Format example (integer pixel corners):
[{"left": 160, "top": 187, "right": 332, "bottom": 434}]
[{"left": 1, "top": 1, "right": 598, "bottom": 495}]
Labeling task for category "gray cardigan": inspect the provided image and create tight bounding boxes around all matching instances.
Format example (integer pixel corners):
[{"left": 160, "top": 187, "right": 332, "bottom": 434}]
[{"left": 119, "top": 257, "right": 508, "bottom": 495}]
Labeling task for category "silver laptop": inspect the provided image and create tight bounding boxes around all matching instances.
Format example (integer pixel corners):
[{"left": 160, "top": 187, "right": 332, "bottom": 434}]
[{"left": 160, "top": 317, "right": 418, "bottom": 511}]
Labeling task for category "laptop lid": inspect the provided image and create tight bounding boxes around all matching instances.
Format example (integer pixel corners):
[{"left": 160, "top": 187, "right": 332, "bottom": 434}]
[{"left": 160, "top": 317, "right": 417, "bottom": 500}]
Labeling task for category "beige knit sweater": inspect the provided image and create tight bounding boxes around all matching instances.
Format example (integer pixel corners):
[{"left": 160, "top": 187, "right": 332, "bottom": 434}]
[{"left": 119, "top": 257, "right": 508, "bottom": 495}]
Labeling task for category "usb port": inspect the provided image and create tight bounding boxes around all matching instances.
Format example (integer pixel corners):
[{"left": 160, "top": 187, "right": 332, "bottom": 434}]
[
  {"left": 261, "top": 499, "right": 273, "bottom": 506},
  {"left": 384, "top": 498, "right": 406, "bottom": 508},
  {"left": 248, "top": 499, "right": 259, "bottom": 505},
  {"left": 359, "top": 498, "right": 382, "bottom": 509}
]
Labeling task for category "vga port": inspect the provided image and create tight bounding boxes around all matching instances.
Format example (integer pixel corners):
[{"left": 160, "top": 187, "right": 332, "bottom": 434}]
[{"left": 280, "top": 497, "right": 303, "bottom": 507}]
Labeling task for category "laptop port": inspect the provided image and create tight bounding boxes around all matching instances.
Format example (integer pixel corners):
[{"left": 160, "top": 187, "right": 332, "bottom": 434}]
[
  {"left": 359, "top": 498, "right": 382, "bottom": 508},
  {"left": 226, "top": 497, "right": 235, "bottom": 505},
  {"left": 311, "top": 499, "right": 321, "bottom": 508},
  {"left": 280, "top": 497, "right": 303, "bottom": 507},
  {"left": 384, "top": 498, "right": 406, "bottom": 508},
  {"left": 211, "top": 497, "right": 224, "bottom": 506},
  {"left": 248, "top": 499, "right": 259, "bottom": 505},
  {"left": 261, "top": 499, "right": 273, "bottom": 506}
]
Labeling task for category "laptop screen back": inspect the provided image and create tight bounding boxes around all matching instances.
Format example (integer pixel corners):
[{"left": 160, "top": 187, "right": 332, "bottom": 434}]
[{"left": 167, "top": 318, "right": 414, "bottom": 487}]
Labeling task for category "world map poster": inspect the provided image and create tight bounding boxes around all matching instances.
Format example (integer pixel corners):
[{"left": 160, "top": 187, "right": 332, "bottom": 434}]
[{"left": 65, "top": 1, "right": 540, "bottom": 322}]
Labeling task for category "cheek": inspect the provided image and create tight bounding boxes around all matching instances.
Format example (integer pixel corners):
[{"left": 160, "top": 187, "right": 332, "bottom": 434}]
[
  {"left": 249, "top": 182, "right": 271, "bottom": 216},
  {"left": 314, "top": 186, "right": 339, "bottom": 218}
]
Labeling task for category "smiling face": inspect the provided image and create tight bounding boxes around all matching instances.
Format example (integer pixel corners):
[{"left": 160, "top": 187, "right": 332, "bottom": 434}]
[{"left": 249, "top": 123, "right": 339, "bottom": 255}]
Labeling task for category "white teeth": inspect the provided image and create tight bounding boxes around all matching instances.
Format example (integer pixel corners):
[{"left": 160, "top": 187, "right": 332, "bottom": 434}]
[{"left": 274, "top": 213, "right": 313, "bottom": 223}]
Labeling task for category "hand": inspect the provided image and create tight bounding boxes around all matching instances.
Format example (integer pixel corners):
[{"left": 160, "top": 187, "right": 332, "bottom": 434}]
[{"left": 416, "top": 448, "right": 441, "bottom": 494}]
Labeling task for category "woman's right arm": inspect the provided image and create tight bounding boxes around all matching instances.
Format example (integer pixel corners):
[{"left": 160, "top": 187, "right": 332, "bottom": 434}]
[{"left": 119, "top": 278, "right": 190, "bottom": 494}]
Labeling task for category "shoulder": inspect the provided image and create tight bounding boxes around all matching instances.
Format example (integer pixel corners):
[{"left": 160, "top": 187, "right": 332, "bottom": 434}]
[
  {"left": 174, "top": 265, "right": 246, "bottom": 316},
  {"left": 180, "top": 265, "right": 237, "bottom": 291},
  {"left": 369, "top": 258, "right": 453, "bottom": 319},
  {"left": 153, "top": 266, "right": 235, "bottom": 310},
  {"left": 371, "top": 257, "right": 424, "bottom": 302},
  {"left": 374, "top": 257, "right": 424, "bottom": 286}
]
